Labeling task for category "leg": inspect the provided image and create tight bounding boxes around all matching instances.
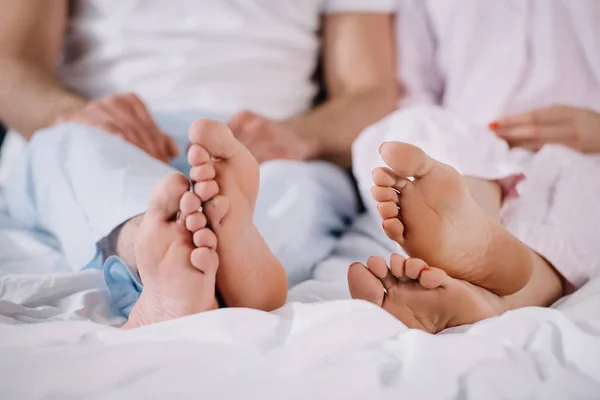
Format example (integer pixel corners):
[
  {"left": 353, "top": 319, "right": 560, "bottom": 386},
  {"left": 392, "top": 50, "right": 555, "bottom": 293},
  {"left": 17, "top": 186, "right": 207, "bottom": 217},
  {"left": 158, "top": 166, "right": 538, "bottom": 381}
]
[
  {"left": 3, "top": 124, "right": 175, "bottom": 269},
  {"left": 349, "top": 147, "right": 590, "bottom": 333},
  {"left": 187, "top": 120, "right": 288, "bottom": 311},
  {"left": 371, "top": 142, "right": 533, "bottom": 295},
  {"left": 4, "top": 124, "right": 219, "bottom": 324}
]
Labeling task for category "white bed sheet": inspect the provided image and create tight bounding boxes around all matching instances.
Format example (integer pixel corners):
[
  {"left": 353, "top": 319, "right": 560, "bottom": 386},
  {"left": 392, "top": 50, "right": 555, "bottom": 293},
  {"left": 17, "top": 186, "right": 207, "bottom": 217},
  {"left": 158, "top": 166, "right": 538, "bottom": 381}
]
[{"left": 1, "top": 209, "right": 600, "bottom": 400}]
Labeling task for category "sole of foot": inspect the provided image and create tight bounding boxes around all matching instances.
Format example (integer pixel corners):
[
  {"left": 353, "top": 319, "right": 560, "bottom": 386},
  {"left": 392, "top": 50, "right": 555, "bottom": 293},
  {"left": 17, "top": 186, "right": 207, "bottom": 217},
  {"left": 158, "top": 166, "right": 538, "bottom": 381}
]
[
  {"left": 371, "top": 142, "right": 533, "bottom": 296},
  {"left": 187, "top": 119, "right": 287, "bottom": 311},
  {"left": 348, "top": 255, "right": 505, "bottom": 333},
  {"left": 123, "top": 172, "right": 219, "bottom": 329}
]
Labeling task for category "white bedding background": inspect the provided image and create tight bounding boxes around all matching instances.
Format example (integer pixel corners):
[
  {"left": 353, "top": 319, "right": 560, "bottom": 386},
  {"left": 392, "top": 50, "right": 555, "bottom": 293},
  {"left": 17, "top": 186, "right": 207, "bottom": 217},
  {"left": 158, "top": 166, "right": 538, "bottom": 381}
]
[
  {"left": 1, "top": 212, "right": 600, "bottom": 399},
  {"left": 1, "top": 135, "right": 600, "bottom": 400}
]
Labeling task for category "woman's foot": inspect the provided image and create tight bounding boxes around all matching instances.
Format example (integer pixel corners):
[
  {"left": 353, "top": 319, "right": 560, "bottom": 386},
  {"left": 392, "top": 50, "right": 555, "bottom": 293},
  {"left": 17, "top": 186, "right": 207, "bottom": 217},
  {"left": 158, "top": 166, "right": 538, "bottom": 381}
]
[
  {"left": 123, "top": 173, "right": 219, "bottom": 329},
  {"left": 348, "top": 255, "right": 505, "bottom": 333},
  {"left": 187, "top": 120, "right": 288, "bottom": 311},
  {"left": 372, "top": 142, "right": 533, "bottom": 296}
]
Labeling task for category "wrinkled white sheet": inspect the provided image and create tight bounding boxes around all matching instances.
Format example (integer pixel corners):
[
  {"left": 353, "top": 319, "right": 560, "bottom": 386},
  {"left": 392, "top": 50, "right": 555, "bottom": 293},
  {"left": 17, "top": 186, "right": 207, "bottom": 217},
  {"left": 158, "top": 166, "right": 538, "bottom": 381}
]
[{"left": 1, "top": 211, "right": 600, "bottom": 400}]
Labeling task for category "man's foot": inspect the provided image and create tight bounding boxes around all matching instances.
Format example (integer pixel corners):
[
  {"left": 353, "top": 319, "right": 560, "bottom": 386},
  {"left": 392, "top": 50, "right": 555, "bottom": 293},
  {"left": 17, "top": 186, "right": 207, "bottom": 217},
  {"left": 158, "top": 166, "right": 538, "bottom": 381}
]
[
  {"left": 123, "top": 173, "right": 219, "bottom": 329},
  {"left": 187, "top": 120, "right": 288, "bottom": 311},
  {"left": 348, "top": 255, "right": 505, "bottom": 333},
  {"left": 372, "top": 142, "right": 533, "bottom": 296}
]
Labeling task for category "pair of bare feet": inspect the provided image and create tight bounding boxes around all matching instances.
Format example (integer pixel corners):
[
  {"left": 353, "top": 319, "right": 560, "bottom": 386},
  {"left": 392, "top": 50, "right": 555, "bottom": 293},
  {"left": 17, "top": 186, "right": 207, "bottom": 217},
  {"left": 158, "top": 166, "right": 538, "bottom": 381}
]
[
  {"left": 120, "top": 119, "right": 539, "bottom": 333},
  {"left": 123, "top": 120, "right": 287, "bottom": 329},
  {"left": 348, "top": 142, "right": 538, "bottom": 333}
]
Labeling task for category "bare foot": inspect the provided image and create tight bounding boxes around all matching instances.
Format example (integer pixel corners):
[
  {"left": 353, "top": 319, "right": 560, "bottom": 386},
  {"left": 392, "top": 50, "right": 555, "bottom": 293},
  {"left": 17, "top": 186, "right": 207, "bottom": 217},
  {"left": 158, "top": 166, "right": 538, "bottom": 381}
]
[
  {"left": 187, "top": 120, "right": 287, "bottom": 311},
  {"left": 348, "top": 255, "right": 504, "bottom": 333},
  {"left": 123, "top": 173, "right": 219, "bottom": 329},
  {"left": 372, "top": 142, "right": 533, "bottom": 296}
]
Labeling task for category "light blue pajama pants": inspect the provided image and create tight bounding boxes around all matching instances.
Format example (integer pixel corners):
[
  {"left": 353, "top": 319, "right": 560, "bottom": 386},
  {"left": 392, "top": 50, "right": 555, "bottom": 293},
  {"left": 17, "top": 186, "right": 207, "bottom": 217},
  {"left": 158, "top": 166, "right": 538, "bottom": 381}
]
[{"left": 3, "top": 112, "right": 358, "bottom": 316}]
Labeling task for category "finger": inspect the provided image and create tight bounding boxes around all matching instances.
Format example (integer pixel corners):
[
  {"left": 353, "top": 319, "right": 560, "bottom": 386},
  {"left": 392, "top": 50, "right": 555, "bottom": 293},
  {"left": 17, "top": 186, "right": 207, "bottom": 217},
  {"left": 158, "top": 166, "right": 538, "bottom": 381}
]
[
  {"left": 120, "top": 93, "right": 172, "bottom": 160},
  {"left": 251, "top": 144, "right": 284, "bottom": 164},
  {"left": 495, "top": 105, "right": 573, "bottom": 129},
  {"left": 70, "top": 107, "right": 125, "bottom": 137},
  {"left": 96, "top": 101, "right": 158, "bottom": 156},
  {"left": 106, "top": 96, "right": 166, "bottom": 160},
  {"left": 240, "top": 116, "right": 270, "bottom": 149},
  {"left": 227, "top": 110, "right": 256, "bottom": 134},
  {"left": 505, "top": 139, "right": 543, "bottom": 152},
  {"left": 498, "top": 124, "right": 571, "bottom": 142},
  {"left": 164, "top": 135, "right": 180, "bottom": 158}
]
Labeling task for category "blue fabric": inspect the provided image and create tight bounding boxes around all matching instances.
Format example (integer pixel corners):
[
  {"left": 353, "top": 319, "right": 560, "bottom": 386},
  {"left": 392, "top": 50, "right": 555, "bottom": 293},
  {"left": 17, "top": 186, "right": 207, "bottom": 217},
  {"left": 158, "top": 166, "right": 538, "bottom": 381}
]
[
  {"left": 84, "top": 250, "right": 142, "bottom": 317},
  {"left": 5, "top": 111, "right": 359, "bottom": 318}
]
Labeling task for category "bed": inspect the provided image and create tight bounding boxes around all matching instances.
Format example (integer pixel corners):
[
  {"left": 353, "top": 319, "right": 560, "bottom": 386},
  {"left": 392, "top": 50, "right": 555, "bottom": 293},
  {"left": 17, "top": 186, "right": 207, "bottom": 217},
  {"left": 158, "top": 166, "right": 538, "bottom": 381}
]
[{"left": 1, "top": 133, "right": 600, "bottom": 400}]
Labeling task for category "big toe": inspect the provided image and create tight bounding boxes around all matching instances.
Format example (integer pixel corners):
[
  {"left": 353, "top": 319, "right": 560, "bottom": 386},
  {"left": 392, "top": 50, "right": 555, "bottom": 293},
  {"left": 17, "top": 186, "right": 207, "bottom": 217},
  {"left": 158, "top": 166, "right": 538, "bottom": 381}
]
[
  {"left": 379, "top": 142, "right": 434, "bottom": 179},
  {"left": 147, "top": 172, "right": 191, "bottom": 221},
  {"left": 189, "top": 119, "right": 238, "bottom": 160},
  {"left": 348, "top": 263, "right": 385, "bottom": 307}
]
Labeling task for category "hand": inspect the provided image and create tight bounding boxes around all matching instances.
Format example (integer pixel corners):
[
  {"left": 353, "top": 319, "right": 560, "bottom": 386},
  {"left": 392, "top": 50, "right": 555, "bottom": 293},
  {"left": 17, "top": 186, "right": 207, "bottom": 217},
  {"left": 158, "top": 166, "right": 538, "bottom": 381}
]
[
  {"left": 54, "top": 93, "right": 179, "bottom": 162},
  {"left": 491, "top": 105, "right": 600, "bottom": 153},
  {"left": 227, "top": 111, "right": 316, "bottom": 163}
]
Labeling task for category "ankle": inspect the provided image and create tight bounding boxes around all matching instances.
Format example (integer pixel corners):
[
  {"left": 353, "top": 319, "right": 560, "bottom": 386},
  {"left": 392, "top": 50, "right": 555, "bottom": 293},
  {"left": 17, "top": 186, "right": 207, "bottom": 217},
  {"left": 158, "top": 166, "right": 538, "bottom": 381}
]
[{"left": 115, "top": 215, "right": 144, "bottom": 267}]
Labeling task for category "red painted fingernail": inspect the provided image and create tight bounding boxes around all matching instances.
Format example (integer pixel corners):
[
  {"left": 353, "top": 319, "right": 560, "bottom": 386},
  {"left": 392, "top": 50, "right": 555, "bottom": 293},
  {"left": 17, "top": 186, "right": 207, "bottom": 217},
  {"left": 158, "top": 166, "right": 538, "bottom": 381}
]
[
  {"left": 488, "top": 121, "right": 499, "bottom": 130},
  {"left": 422, "top": 267, "right": 430, "bottom": 272}
]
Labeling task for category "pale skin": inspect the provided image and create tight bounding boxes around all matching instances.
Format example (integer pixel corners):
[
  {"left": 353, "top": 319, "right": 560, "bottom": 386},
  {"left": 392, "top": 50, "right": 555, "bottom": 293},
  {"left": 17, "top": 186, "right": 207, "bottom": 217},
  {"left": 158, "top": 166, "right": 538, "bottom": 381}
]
[
  {"left": 347, "top": 142, "right": 564, "bottom": 333},
  {"left": 121, "top": 120, "right": 288, "bottom": 328},
  {"left": 0, "top": 0, "right": 177, "bottom": 162},
  {"left": 491, "top": 105, "right": 600, "bottom": 153},
  {"left": 347, "top": 104, "right": 600, "bottom": 332},
  {"left": 227, "top": 14, "right": 399, "bottom": 167},
  {"left": 122, "top": 119, "right": 567, "bottom": 330},
  {"left": 0, "top": 1, "right": 397, "bottom": 166}
]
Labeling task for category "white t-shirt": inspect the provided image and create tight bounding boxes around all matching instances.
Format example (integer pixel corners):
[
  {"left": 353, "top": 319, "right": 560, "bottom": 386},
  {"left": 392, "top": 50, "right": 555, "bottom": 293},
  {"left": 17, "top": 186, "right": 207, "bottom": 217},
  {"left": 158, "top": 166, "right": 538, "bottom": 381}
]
[{"left": 59, "top": 0, "right": 394, "bottom": 120}]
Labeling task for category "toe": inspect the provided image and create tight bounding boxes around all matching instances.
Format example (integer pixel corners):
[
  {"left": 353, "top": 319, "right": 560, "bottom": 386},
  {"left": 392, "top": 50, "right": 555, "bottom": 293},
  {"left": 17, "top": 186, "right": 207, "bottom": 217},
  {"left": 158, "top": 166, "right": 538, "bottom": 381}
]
[
  {"left": 366, "top": 256, "right": 397, "bottom": 290},
  {"left": 190, "top": 247, "right": 219, "bottom": 273},
  {"left": 348, "top": 263, "right": 385, "bottom": 307},
  {"left": 187, "top": 144, "right": 211, "bottom": 166},
  {"left": 419, "top": 266, "right": 449, "bottom": 290},
  {"left": 366, "top": 256, "right": 388, "bottom": 278},
  {"left": 193, "top": 228, "right": 218, "bottom": 249},
  {"left": 371, "top": 186, "right": 400, "bottom": 203},
  {"left": 194, "top": 180, "right": 219, "bottom": 202},
  {"left": 190, "top": 164, "right": 216, "bottom": 182},
  {"left": 189, "top": 119, "right": 238, "bottom": 160},
  {"left": 186, "top": 212, "right": 207, "bottom": 232},
  {"left": 382, "top": 218, "right": 405, "bottom": 244},
  {"left": 147, "top": 173, "right": 190, "bottom": 221},
  {"left": 373, "top": 167, "right": 396, "bottom": 187},
  {"left": 379, "top": 142, "right": 434, "bottom": 179},
  {"left": 179, "top": 191, "right": 201, "bottom": 220},
  {"left": 372, "top": 168, "right": 409, "bottom": 192},
  {"left": 204, "top": 195, "right": 230, "bottom": 226},
  {"left": 377, "top": 201, "right": 399, "bottom": 219},
  {"left": 389, "top": 254, "right": 407, "bottom": 278},
  {"left": 405, "top": 258, "right": 429, "bottom": 280}
]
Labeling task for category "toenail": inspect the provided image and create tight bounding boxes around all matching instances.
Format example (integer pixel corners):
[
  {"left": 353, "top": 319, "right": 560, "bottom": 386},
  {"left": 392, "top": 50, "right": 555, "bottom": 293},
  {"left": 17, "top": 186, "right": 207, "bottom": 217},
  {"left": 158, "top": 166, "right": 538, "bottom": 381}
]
[{"left": 422, "top": 267, "right": 430, "bottom": 272}]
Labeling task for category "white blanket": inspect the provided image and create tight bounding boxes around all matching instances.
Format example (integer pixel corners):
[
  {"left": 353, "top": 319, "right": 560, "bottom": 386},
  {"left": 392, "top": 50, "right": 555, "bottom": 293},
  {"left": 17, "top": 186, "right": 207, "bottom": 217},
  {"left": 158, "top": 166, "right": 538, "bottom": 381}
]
[
  {"left": 2, "top": 133, "right": 599, "bottom": 399},
  {"left": 1, "top": 213, "right": 600, "bottom": 400}
]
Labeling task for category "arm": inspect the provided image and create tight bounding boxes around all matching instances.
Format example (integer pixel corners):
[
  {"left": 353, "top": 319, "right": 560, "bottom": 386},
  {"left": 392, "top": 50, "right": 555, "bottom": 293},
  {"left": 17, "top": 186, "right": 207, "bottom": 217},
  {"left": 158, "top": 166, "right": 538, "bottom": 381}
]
[
  {"left": 0, "top": 0, "right": 87, "bottom": 139},
  {"left": 283, "top": 13, "right": 399, "bottom": 166},
  {"left": 0, "top": 0, "right": 177, "bottom": 160},
  {"left": 228, "top": 13, "right": 399, "bottom": 166}
]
